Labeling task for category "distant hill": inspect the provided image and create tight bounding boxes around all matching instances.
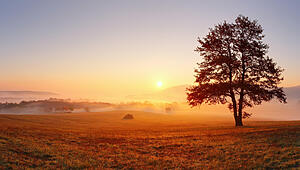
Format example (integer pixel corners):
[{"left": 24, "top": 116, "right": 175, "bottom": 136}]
[
  {"left": 0, "top": 91, "right": 59, "bottom": 103},
  {"left": 0, "top": 91, "right": 58, "bottom": 96},
  {"left": 284, "top": 86, "right": 300, "bottom": 101}
]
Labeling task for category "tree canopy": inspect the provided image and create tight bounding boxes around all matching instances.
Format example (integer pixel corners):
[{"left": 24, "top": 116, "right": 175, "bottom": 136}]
[{"left": 187, "top": 15, "right": 286, "bottom": 126}]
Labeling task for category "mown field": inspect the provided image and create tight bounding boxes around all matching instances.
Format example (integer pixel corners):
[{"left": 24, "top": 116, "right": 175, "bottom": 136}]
[{"left": 0, "top": 111, "right": 299, "bottom": 169}]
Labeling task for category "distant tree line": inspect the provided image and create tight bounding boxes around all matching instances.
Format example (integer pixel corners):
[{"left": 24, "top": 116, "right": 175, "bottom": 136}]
[{"left": 0, "top": 98, "right": 112, "bottom": 114}]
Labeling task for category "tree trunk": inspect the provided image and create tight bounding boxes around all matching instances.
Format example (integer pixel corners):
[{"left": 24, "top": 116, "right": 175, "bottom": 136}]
[
  {"left": 237, "top": 91, "right": 244, "bottom": 126},
  {"left": 236, "top": 54, "right": 246, "bottom": 127},
  {"left": 231, "top": 97, "right": 241, "bottom": 126},
  {"left": 228, "top": 62, "right": 240, "bottom": 127},
  {"left": 235, "top": 115, "right": 243, "bottom": 126}
]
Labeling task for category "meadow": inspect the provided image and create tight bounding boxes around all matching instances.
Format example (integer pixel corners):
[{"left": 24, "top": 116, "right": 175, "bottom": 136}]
[{"left": 0, "top": 111, "right": 299, "bottom": 169}]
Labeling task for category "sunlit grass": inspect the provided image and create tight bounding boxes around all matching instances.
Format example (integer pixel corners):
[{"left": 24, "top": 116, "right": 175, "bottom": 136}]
[{"left": 0, "top": 112, "right": 299, "bottom": 169}]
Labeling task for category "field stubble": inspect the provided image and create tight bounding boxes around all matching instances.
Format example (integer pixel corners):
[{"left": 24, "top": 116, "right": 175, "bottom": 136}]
[{"left": 0, "top": 111, "right": 299, "bottom": 169}]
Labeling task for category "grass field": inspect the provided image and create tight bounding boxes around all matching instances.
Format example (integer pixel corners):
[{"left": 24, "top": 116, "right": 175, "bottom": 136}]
[{"left": 0, "top": 111, "right": 299, "bottom": 169}]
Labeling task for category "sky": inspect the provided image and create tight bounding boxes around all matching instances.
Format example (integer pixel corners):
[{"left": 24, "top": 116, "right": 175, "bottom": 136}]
[{"left": 0, "top": 0, "right": 299, "bottom": 101}]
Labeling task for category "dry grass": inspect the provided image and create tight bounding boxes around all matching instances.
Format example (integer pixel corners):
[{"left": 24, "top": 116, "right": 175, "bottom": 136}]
[{"left": 0, "top": 111, "right": 299, "bottom": 169}]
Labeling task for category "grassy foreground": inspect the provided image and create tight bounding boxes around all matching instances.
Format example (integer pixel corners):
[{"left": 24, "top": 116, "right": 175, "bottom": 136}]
[{"left": 0, "top": 111, "right": 299, "bottom": 169}]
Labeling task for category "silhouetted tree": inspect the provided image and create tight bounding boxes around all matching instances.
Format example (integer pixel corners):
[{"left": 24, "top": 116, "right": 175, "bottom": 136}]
[{"left": 187, "top": 15, "right": 286, "bottom": 126}]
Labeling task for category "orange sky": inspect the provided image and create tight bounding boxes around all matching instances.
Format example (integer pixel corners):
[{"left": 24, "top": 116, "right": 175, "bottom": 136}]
[{"left": 0, "top": 1, "right": 299, "bottom": 101}]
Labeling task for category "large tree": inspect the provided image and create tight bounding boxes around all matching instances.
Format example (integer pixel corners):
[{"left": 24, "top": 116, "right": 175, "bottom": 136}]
[{"left": 187, "top": 15, "right": 286, "bottom": 126}]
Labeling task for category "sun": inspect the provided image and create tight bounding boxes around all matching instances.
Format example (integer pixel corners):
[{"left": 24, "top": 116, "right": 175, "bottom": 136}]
[{"left": 156, "top": 81, "right": 163, "bottom": 87}]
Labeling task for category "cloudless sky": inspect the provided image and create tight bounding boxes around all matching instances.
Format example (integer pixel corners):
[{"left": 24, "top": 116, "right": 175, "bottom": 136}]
[{"left": 0, "top": 0, "right": 299, "bottom": 101}]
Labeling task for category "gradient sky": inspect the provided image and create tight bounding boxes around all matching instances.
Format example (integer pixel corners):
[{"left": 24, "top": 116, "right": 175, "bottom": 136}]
[{"left": 0, "top": 0, "right": 299, "bottom": 101}]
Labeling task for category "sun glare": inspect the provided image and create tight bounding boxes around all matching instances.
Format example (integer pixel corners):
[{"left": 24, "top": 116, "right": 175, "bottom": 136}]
[{"left": 156, "top": 81, "right": 163, "bottom": 87}]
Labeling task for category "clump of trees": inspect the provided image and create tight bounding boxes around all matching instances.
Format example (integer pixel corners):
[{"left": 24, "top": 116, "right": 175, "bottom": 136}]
[{"left": 187, "top": 15, "right": 286, "bottom": 126}]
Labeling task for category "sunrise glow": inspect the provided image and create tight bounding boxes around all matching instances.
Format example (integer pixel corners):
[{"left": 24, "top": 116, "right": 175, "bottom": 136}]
[{"left": 156, "top": 81, "right": 163, "bottom": 88}]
